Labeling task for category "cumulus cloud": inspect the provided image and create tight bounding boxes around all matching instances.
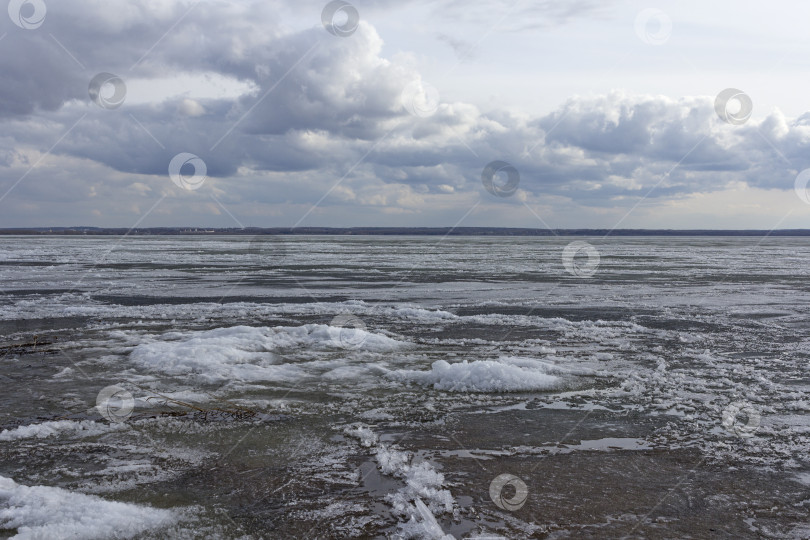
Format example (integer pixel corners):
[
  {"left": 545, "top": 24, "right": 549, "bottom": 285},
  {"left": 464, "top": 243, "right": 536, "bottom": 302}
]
[{"left": 0, "top": 0, "right": 809, "bottom": 228}]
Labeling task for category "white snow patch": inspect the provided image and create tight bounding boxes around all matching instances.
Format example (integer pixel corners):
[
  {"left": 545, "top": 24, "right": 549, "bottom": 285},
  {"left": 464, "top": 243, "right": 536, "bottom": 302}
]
[
  {"left": 350, "top": 425, "right": 378, "bottom": 448},
  {"left": 129, "top": 325, "right": 404, "bottom": 383},
  {"left": 345, "top": 425, "right": 456, "bottom": 539},
  {"left": 0, "top": 475, "right": 178, "bottom": 539},
  {"left": 388, "top": 357, "right": 577, "bottom": 392},
  {"left": 377, "top": 306, "right": 457, "bottom": 322},
  {"left": 0, "top": 420, "right": 126, "bottom": 442}
]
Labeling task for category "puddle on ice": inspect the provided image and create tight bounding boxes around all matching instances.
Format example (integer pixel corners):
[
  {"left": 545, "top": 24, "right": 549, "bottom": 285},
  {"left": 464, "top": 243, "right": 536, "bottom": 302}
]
[{"left": 440, "top": 437, "right": 653, "bottom": 461}]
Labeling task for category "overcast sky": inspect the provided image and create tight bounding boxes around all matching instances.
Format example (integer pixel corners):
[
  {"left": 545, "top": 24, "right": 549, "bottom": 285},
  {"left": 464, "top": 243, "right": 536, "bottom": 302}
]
[{"left": 1, "top": 0, "right": 810, "bottom": 229}]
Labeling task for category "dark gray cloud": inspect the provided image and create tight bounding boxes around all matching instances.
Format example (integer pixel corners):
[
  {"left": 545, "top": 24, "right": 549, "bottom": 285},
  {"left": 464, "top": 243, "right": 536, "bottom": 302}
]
[{"left": 1, "top": 0, "right": 809, "bottom": 228}]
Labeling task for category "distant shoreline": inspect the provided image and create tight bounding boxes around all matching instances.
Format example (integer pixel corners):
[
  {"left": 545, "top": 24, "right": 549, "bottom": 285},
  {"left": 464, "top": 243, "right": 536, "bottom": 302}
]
[{"left": 2, "top": 227, "right": 810, "bottom": 237}]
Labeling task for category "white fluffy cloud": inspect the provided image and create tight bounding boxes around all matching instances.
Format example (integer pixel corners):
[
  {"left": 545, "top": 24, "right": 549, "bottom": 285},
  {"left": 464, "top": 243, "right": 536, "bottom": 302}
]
[{"left": 1, "top": 0, "right": 809, "bottom": 228}]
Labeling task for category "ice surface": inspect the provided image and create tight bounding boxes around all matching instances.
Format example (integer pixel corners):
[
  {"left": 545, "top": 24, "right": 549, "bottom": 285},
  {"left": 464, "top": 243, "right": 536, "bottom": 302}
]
[
  {"left": 0, "top": 420, "right": 125, "bottom": 441},
  {"left": 346, "top": 425, "right": 456, "bottom": 538},
  {"left": 3, "top": 236, "right": 809, "bottom": 537},
  {"left": 129, "top": 324, "right": 404, "bottom": 383},
  {"left": 406, "top": 498, "right": 456, "bottom": 540},
  {"left": 0, "top": 475, "right": 177, "bottom": 539},
  {"left": 388, "top": 357, "right": 569, "bottom": 392}
]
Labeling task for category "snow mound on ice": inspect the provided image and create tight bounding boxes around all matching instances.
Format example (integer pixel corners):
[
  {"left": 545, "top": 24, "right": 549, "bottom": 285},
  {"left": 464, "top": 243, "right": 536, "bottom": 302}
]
[
  {"left": 388, "top": 357, "right": 574, "bottom": 392},
  {"left": 0, "top": 475, "right": 177, "bottom": 539},
  {"left": 129, "top": 324, "right": 404, "bottom": 382},
  {"left": 0, "top": 420, "right": 126, "bottom": 441}
]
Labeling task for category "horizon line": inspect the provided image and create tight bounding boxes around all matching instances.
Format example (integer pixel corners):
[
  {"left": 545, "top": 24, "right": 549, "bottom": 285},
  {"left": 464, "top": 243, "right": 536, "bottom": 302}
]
[{"left": 3, "top": 226, "right": 810, "bottom": 237}]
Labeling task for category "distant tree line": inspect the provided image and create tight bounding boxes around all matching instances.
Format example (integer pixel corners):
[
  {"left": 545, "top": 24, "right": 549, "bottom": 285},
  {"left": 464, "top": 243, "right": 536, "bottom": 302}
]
[{"left": 3, "top": 227, "right": 810, "bottom": 236}]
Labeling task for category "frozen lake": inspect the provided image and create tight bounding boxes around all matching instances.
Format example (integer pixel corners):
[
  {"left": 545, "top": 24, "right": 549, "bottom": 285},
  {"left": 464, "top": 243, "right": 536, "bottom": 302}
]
[{"left": 0, "top": 235, "right": 808, "bottom": 538}]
